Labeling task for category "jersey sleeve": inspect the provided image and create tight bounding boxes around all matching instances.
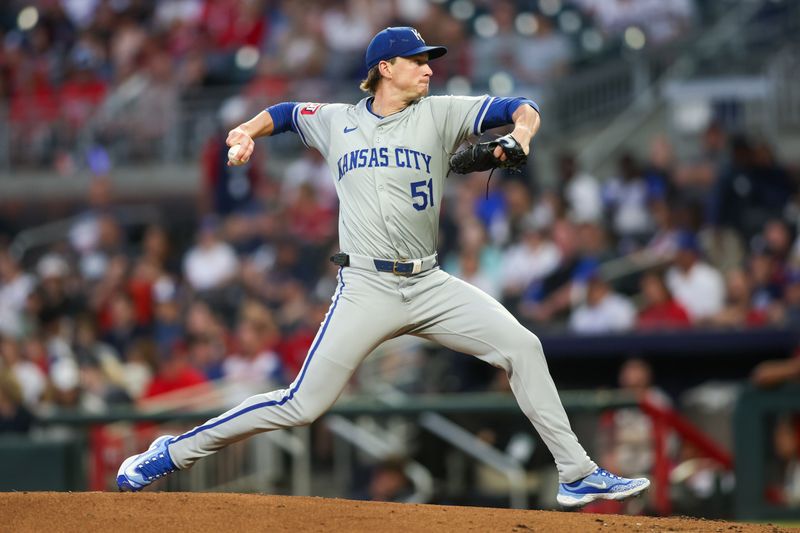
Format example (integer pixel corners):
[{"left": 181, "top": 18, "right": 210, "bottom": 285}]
[
  {"left": 427, "top": 95, "right": 494, "bottom": 152},
  {"left": 291, "top": 102, "right": 341, "bottom": 157}
]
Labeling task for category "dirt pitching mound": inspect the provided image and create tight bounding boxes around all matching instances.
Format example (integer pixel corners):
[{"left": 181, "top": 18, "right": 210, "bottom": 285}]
[{"left": 1, "top": 493, "right": 789, "bottom": 533}]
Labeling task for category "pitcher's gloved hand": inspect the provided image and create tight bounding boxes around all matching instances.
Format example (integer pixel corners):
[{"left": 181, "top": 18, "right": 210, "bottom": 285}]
[{"left": 448, "top": 134, "right": 528, "bottom": 175}]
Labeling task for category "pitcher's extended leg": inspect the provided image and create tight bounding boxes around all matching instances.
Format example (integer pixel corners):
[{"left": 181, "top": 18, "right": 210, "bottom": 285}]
[
  {"left": 410, "top": 272, "right": 596, "bottom": 483},
  {"left": 166, "top": 268, "right": 406, "bottom": 469}
]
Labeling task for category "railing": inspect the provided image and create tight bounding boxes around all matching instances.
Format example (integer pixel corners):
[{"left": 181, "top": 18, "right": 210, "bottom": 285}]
[
  {"left": 32, "top": 391, "right": 636, "bottom": 495},
  {"left": 579, "top": 0, "right": 772, "bottom": 171},
  {"left": 25, "top": 388, "right": 773, "bottom": 517},
  {"left": 9, "top": 204, "right": 163, "bottom": 263},
  {"left": 734, "top": 384, "right": 800, "bottom": 521},
  {"left": 419, "top": 411, "right": 529, "bottom": 509},
  {"left": 640, "top": 396, "right": 734, "bottom": 516},
  {"left": 770, "top": 46, "right": 800, "bottom": 131},
  {"left": 326, "top": 415, "right": 434, "bottom": 504},
  {"left": 547, "top": 60, "right": 636, "bottom": 133}
]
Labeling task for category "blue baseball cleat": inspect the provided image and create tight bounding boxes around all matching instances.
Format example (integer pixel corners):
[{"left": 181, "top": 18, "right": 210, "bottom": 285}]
[
  {"left": 556, "top": 467, "right": 650, "bottom": 508},
  {"left": 117, "top": 435, "right": 179, "bottom": 492}
]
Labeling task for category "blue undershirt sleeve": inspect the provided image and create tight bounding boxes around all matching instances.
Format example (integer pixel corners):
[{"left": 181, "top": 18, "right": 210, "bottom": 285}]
[
  {"left": 480, "top": 97, "right": 539, "bottom": 132},
  {"left": 266, "top": 102, "right": 299, "bottom": 134}
]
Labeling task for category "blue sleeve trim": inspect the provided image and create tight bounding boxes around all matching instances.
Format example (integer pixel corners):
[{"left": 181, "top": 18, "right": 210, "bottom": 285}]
[
  {"left": 480, "top": 97, "right": 540, "bottom": 132},
  {"left": 266, "top": 102, "right": 299, "bottom": 134},
  {"left": 291, "top": 104, "right": 310, "bottom": 148},
  {"left": 472, "top": 96, "right": 493, "bottom": 136}
]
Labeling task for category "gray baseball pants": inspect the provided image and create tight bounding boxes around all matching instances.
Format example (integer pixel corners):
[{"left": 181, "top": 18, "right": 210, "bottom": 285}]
[{"left": 167, "top": 266, "right": 597, "bottom": 483}]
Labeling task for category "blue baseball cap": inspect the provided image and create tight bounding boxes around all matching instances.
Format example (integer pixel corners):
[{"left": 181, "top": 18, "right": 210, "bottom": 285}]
[
  {"left": 676, "top": 230, "right": 701, "bottom": 253},
  {"left": 365, "top": 27, "right": 447, "bottom": 71}
]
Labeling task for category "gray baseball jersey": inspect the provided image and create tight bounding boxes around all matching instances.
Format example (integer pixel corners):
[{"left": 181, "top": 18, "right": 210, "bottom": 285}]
[
  {"left": 166, "top": 95, "right": 597, "bottom": 484},
  {"left": 290, "top": 96, "right": 491, "bottom": 260}
]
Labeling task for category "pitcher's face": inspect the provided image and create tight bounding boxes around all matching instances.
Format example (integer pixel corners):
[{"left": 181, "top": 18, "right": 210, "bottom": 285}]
[{"left": 387, "top": 53, "right": 432, "bottom": 99}]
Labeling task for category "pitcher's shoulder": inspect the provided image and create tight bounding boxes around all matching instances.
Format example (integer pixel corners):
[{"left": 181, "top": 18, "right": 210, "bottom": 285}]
[
  {"left": 297, "top": 102, "right": 353, "bottom": 116},
  {"left": 419, "top": 94, "right": 489, "bottom": 109}
]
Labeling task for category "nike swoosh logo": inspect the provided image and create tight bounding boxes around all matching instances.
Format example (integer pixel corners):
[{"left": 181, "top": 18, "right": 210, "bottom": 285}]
[
  {"left": 343, "top": 126, "right": 358, "bottom": 133},
  {"left": 584, "top": 480, "right": 607, "bottom": 489}
]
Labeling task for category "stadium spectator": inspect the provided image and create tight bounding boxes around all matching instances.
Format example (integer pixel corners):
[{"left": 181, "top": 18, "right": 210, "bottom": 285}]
[
  {"left": 0, "top": 336, "right": 46, "bottom": 409},
  {"left": 73, "top": 314, "right": 122, "bottom": 372},
  {"left": 443, "top": 217, "right": 502, "bottom": 289},
  {"left": 707, "top": 268, "right": 767, "bottom": 328},
  {"left": 275, "top": 295, "right": 329, "bottom": 377},
  {"left": 184, "top": 300, "right": 230, "bottom": 351},
  {"left": 457, "top": 247, "right": 501, "bottom": 299},
  {"left": 183, "top": 216, "right": 239, "bottom": 293},
  {"left": 423, "top": 10, "right": 471, "bottom": 91},
  {"left": 31, "top": 252, "right": 84, "bottom": 333},
  {"left": 201, "top": 96, "right": 266, "bottom": 217},
  {"left": 140, "top": 224, "right": 177, "bottom": 275},
  {"left": 471, "top": 0, "right": 519, "bottom": 89},
  {"left": 514, "top": 14, "right": 573, "bottom": 91},
  {"left": 101, "top": 293, "right": 147, "bottom": 362},
  {"left": 518, "top": 218, "right": 595, "bottom": 325},
  {"left": 603, "top": 153, "right": 655, "bottom": 252},
  {"left": 59, "top": 41, "right": 108, "bottom": 133},
  {"left": 636, "top": 271, "right": 691, "bottom": 330},
  {"left": 593, "top": 357, "right": 676, "bottom": 512},
  {"left": 783, "top": 269, "right": 800, "bottom": 329},
  {"left": 141, "top": 349, "right": 208, "bottom": 401},
  {"left": 569, "top": 266, "right": 636, "bottom": 334},
  {"left": 556, "top": 152, "right": 603, "bottom": 224},
  {"left": 500, "top": 218, "right": 561, "bottom": 303},
  {"left": 751, "top": 334, "right": 800, "bottom": 387},
  {"left": 320, "top": 0, "right": 382, "bottom": 81},
  {"left": 575, "top": 0, "right": 695, "bottom": 46},
  {"left": 284, "top": 182, "right": 336, "bottom": 246},
  {"left": 120, "top": 339, "right": 156, "bottom": 401},
  {"left": 365, "top": 458, "right": 414, "bottom": 502},
  {"left": 769, "top": 414, "right": 800, "bottom": 506},
  {"left": 151, "top": 278, "right": 184, "bottom": 356},
  {"left": 199, "top": 0, "right": 268, "bottom": 52},
  {"left": 665, "top": 232, "right": 725, "bottom": 322},
  {"left": 0, "top": 369, "right": 33, "bottom": 433},
  {"left": 89, "top": 254, "right": 129, "bottom": 332},
  {"left": 640, "top": 199, "right": 681, "bottom": 260},
  {"left": 281, "top": 149, "right": 336, "bottom": 210},
  {"left": 222, "top": 300, "right": 283, "bottom": 403},
  {"left": 599, "top": 358, "right": 672, "bottom": 477},
  {"left": 68, "top": 175, "right": 115, "bottom": 259},
  {"left": 674, "top": 121, "right": 727, "bottom": 208},
  {"left": 187, "top": 335, "right": 226, "bottom": 382},
  {"left": 708, "top": 137, "right": 794, "bottom": 241},
  {"left": 697, "top": 225, "right": 745, "bottom": 275},
  {"left": 0, "top": 248, "right": 35, "bottom": 338}
]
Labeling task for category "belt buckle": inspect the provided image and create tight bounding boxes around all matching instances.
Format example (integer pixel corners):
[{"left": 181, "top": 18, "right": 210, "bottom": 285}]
[{"left": 391, "top": 260, "right": 420, "bottom": 276}]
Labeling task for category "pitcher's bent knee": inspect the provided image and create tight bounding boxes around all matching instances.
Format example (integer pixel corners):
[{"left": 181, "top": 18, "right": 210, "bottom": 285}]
[
  {"left": 289, "top": 397, "right": 333, "bottom": 426},
  {"left": 503, "top": 329, "right": 545, "bottom": 365}
]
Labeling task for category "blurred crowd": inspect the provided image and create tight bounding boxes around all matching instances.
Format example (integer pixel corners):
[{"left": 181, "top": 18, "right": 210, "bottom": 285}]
[
  {"left": 0, "top": 0, "right": 701, "bottom": 167},
  {"left": 0, "top": 116, "right": 798, "bottom": 429},
  {"left": 0, "top": 0, "right": 798, "bottom": 514},
  {"left": 0, "top": 1, "right": 798, "bottom": 421}
]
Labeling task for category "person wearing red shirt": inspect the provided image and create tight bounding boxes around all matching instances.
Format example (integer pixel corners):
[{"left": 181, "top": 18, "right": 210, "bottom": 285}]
[
  {"left": 142, "top": 351, "right": 209, "bottom": 400},
  {"left": 637, "top": 271, "right": 691, "bottom": 330}
]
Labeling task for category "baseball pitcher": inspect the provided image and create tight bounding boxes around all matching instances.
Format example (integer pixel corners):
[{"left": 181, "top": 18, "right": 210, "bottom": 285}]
[{"left": 118, "top": 27, "right": 649, "bottom": 508}]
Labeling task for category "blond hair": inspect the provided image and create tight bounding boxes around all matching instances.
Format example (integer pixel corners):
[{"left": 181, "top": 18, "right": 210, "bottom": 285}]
[{"left": 359, "top": 58, "right": 396, "bottom": 95}]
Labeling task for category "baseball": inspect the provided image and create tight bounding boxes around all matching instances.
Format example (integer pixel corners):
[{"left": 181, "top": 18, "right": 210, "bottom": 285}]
[{"left": 228, "top": 144, "right": 242, "bottom": 162}]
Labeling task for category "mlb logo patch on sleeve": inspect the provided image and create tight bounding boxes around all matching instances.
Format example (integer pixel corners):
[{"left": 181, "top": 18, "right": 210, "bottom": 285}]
[{"left": 301, "top": 103, "right": 323, "bottom": 115}]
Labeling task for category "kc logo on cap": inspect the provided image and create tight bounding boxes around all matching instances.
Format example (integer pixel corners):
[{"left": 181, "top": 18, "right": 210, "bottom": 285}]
[{"left": 365, "top": 27, "right": 448, "bottom": 71}]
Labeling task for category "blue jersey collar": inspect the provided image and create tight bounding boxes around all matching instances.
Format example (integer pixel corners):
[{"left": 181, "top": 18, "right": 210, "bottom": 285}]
[{"left": 366, "top": 97, "right": 384, "bottom": 119}]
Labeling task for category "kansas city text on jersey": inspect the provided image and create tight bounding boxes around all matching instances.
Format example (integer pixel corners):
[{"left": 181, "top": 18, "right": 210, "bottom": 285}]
[{"left": 337, "top": 147, "right": 433, "bottom": 181}]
